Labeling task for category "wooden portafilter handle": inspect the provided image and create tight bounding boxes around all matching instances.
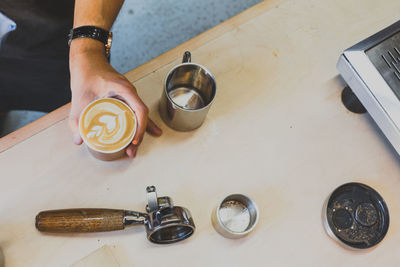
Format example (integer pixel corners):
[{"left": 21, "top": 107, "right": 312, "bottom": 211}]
[{"left": 36, "top": 209, "right": 126, "bottom": 233}]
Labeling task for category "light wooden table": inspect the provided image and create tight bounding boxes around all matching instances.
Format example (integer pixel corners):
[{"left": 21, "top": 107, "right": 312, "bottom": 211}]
[{"left": 1, "top": 0, "right": 400, "bottom": 266}]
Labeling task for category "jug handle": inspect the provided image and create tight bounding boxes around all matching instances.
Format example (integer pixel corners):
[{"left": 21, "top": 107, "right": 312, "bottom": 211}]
[{"left": 182, "top": 51, "right": 191, "bottom": 63}]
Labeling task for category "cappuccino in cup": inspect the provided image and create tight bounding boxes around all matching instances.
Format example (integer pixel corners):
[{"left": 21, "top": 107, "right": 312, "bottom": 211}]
[{"left": 79, "top": 98, "right": 137, "bottom": 161}]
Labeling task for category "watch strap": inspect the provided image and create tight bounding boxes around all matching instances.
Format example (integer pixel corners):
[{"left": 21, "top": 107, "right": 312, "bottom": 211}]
[{"left": 68, "top": 26, "right": 112, "bottom": 55}]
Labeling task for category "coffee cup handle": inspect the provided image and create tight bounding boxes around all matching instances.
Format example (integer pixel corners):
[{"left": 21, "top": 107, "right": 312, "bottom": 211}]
[{"left": 183, "top": 51, "right": 191, "bottom": 63}]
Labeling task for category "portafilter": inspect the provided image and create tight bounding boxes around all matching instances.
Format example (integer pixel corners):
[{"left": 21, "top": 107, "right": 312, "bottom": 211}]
[{"left": 35, "top": 186, "right": 195, "bottom": 244}]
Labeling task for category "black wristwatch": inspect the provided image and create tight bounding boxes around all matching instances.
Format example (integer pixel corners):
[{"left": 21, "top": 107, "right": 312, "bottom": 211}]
[{"left": 68, "top": 26, "right": 113, "bottom": 56}]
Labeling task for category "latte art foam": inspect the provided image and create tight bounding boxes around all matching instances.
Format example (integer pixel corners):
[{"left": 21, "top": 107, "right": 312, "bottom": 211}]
[{"left": 79, "top": 98, "right": 137, "bottom": 152}]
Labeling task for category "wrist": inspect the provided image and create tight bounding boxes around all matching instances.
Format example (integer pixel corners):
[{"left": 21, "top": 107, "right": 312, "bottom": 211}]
[
  {"left": 70, "top": 37, "right": 105, "bottom": 55},
  {"left": 69, "top": 40, "right": 116, "bottom": 86},
  {"left": 69, "top": 38, "right": 108, "bottom": 70}
]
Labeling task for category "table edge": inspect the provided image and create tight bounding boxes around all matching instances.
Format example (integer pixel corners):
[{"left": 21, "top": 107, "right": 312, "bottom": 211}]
[{"left": 0, "top": 0, "right": 283, "bottom": 153}]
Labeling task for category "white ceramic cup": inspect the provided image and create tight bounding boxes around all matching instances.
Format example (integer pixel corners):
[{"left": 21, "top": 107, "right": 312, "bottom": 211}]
[{"left": 79, "top": 98, "right": 137, "bottom": 161}]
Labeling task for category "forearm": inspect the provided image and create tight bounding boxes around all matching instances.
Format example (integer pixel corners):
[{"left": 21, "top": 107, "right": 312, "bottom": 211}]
[
  {"left": 73, "top": 0, "right": 124, "bottom": 30},
  {"left": 70, "top": 0, "right": 124, "bottom": 56},
  {"left": 68, "top": 0, "right": 161, "bottom": 156}
]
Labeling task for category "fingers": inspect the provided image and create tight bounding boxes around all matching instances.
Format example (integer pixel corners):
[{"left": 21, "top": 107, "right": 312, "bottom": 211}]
[
  {"left": 125, "top": 119, "right": 161, "bottom": 159},
  {"left": 132, "top": 104, "right": 148, "bottom": 146},
  {"left": 119, "top": 92, "right": 162, "bottom": 151},
  {"left": 125, "top": 143, "right": 138, "bottom": 158},
  {"left": 73, "top": 78, "right": 162, "bottom": 158},
  {"left": 146, "top": 118, "right": 162, "bottom": 136},
  {"left": 125, "top": 120, "right": 161, "bottom": 159},
  {"left": 118, "top": 89, "right": 149, "bottom": 147},
  {"left": 68, "top": 107, "right": 83, "bottom": 145}
]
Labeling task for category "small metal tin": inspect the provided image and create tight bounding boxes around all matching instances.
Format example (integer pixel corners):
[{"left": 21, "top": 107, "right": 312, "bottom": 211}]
[
  {"left": 322, "top": 182, "right": 389, "bottom": 250},
  {"left": 212, "top": 194, "right": 259, "bottom": 239}
]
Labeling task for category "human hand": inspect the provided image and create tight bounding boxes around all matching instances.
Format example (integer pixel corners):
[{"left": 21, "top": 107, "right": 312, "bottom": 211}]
[{"left": 68, "top": 39, "right": 162, "bottom": 158}]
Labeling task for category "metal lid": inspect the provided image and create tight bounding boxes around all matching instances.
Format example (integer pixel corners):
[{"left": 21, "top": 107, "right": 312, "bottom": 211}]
[{"left": 324, "top": 183, "right": 389, "bottom": 249}]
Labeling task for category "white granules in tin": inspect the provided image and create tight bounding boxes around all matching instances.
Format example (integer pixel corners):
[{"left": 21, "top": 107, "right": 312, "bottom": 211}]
[{"left": 218, "top": 200, "right": 250, "bottom": 233}]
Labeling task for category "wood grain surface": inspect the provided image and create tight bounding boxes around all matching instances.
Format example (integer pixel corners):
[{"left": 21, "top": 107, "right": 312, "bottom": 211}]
[{"left": 35, "top": 209, "right": 125, "bottom": 233}]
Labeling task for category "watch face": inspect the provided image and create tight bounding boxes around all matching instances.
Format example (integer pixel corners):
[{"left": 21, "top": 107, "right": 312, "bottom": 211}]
[
  {"left": 366, "top": 31, "right": 400, "bottom": 100},
  {"left": 106, "top": 32, "right": 113, "bottom": 55}
]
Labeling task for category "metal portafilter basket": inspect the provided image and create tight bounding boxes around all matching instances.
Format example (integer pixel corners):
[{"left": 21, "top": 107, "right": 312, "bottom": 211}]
[{"left": 35, "top": 186, "right": 195, "bottom": 244}]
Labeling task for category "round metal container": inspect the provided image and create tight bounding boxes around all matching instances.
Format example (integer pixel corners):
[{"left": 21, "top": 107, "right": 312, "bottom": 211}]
[
  {"left": 322, "top": 182, "right": 389, "bottom": 250},
  {"left": 212, "top": 194, "right": 259, "bottom": 239}
]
